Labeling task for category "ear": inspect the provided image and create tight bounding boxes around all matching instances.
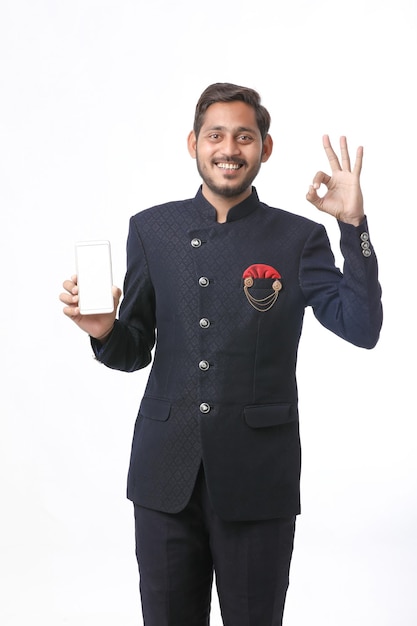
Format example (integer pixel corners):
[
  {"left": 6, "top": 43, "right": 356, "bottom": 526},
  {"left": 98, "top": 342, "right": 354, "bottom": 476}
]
[
  {"left": 261, "top": 134, "right": 273, "bottom": 163},
  {"left": 187, "top": 130, "right": 197, "bottom": 159}
]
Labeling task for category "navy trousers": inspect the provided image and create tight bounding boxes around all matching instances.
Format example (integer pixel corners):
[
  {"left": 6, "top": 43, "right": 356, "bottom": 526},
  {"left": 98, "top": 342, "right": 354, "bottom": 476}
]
[{"left": 134, "top": 466, "right": 296, "bottom": 625}]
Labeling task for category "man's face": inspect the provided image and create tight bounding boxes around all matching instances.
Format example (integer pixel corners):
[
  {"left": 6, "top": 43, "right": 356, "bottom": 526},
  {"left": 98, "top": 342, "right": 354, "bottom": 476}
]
[{"left": 188, "top": 101, "right": 272, "bottom": 202}]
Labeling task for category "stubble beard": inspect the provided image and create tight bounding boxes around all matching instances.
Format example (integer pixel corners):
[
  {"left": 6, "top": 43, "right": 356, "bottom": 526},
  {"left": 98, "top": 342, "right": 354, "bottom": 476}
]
[{"left": 196, "top": 155, "right": 261, "bottom": 199}]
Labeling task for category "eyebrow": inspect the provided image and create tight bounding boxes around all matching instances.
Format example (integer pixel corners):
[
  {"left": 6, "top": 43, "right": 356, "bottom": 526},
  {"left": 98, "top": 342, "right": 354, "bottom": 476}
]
[{"left": 206, "top": 125, "right": 257, "bottom": 134}]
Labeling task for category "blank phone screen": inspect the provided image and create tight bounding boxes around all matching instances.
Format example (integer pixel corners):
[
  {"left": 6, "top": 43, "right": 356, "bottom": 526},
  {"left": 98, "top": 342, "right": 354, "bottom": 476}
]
[{"left": 75, "top": 240, "right": 114, "bottom": 315}]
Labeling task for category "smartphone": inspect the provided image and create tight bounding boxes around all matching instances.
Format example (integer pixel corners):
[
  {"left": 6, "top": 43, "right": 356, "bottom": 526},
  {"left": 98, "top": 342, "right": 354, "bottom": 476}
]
[{"left": 75, "top": 240, "right": 114, "bottom": 315}]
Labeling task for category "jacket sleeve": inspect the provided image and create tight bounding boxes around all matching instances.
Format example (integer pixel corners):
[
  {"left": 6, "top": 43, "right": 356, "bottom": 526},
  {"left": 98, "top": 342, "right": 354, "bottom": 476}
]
[
  {"left": 299, "top": 217, "right": 383, "bottom": 348},
  {"left": 90, "top": 217, "right": 156, "bottom": 372}
]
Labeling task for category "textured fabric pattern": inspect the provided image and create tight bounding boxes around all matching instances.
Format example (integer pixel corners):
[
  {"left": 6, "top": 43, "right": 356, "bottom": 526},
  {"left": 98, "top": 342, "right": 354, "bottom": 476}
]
[{"left": 92, "top": 187, "right": 382, "bottom": 520}]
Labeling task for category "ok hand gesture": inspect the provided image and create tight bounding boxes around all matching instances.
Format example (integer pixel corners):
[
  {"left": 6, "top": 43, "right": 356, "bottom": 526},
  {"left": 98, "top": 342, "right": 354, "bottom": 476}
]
[{"left": 306, "top": 135, "right": 365, "bottom": 227}]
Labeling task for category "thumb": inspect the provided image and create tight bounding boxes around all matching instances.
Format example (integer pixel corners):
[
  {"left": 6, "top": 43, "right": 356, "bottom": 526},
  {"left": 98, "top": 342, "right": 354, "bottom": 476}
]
[
  {"left": 112, "top": 285, "right": 122, "bottom": 308},
  {"left": 306, "top": 184, "right": 321, "bottom": 208}
]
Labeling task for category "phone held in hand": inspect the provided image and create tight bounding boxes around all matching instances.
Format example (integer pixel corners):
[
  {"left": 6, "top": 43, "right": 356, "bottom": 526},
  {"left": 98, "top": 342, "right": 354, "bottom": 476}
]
[{"left": 75, "top": 240, "right": 114, "bottom": 315}]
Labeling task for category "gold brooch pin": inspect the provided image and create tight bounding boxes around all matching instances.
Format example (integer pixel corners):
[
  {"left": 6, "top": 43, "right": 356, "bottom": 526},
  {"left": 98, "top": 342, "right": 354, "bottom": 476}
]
[{"left": 242, "top": 264, "right": 282, "bottom": 312}]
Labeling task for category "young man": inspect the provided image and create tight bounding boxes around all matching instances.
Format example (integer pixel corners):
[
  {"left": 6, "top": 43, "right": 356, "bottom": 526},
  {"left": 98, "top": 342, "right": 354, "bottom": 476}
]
[{"left": 60, "top": 83, "right": 382, "bottom": 625}]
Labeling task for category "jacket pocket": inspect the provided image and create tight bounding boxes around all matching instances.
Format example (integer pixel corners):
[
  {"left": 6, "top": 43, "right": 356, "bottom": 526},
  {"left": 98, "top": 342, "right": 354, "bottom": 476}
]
[
  {"left": 139, "top": 396, "right": 171, "bottom": 422},
  {"left": 244, "top": 403, "right": 296, "bottom": 428}
]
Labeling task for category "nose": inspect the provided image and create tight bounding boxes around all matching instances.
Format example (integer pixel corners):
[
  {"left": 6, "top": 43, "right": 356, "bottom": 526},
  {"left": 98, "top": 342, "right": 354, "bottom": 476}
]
[{"left": 221, "top": 134, "right": 241, "bottom": 156}]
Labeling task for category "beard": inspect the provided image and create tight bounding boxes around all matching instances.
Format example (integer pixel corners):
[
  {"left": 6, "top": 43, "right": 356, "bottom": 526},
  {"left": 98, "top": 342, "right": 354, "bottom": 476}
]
[{"left": 195, "top": 155, "right": 262, "bottom": 199}]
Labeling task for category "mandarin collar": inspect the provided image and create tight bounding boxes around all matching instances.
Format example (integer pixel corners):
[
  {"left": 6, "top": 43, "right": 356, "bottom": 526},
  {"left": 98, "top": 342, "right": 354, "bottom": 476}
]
[{"left": 193, "top": 186, "right": 260, "bottom": 223}]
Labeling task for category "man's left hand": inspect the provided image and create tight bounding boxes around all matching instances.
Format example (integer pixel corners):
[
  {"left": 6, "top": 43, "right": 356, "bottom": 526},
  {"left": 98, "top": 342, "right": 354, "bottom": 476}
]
[{"left": 306, "top": 135, "right": 365, "bottom": 227}]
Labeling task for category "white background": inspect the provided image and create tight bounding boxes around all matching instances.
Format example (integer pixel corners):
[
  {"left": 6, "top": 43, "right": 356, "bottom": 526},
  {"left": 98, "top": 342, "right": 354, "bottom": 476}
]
[{"left": 1, "top": 1, "right": 416, "bottom": 624}]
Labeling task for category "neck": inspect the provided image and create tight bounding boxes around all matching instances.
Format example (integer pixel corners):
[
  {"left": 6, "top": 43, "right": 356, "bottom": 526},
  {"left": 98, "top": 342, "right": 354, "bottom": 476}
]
[{"left": 201, "top": 184, "right": 252, "bottom": 223}]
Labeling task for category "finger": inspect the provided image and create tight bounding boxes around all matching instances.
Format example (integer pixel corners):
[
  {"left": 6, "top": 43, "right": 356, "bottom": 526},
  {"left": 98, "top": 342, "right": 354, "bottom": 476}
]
[
  {"left": 306, "top": 185, "right": 323, "bottom": 209},
  {"left": 111, "top": 286, "right": 122, "bottom": 312},
  {"left": 62, "top": 303, "right": 80, "bottom": 318},
  {"left": 323, "top": 134, "right": 341, "bottom": 172},
  {"left": 59, "top": 291, "right": 79, "bottom": 306},
  {"left": 112, "top": 285, "right": 122, "bottom": 300},
  {"left": 312, "top": 170, "right": 331, "bottom": 189},
  {"left": 339, "top": 136, "right": 351, "bottom": 171},
  {"left": 353, "top": 144, "right": 364, "bottom": 177},
  {"left": 306, "top": 185, "right": 318, "bottom": 203},
  {"left": 62, "top": 278, "right": 78, "bottom": 295}
]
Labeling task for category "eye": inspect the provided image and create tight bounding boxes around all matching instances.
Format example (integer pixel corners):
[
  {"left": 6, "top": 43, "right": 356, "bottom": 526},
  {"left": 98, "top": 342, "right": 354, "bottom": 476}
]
[
  {"left": 237, "top": 135, "right": 253, "bottom": 143},
  {"left": 208, "top": 133, "right": 221, "bottom": 140}
]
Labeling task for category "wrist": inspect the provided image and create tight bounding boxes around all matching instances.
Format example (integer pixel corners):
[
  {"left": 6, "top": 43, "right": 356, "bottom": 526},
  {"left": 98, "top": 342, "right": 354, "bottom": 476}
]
[
  {"left": 93, "top": 324, "right": 114, "bottom": 343},
  {"left": 338, "top": 214, "right": 365, "bottom": 227}
]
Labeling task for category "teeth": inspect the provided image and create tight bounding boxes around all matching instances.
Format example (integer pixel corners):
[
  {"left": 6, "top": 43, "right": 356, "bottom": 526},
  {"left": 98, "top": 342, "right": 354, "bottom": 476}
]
[{"left": 217, "top": 163, "right": 241, "bottom": 170}]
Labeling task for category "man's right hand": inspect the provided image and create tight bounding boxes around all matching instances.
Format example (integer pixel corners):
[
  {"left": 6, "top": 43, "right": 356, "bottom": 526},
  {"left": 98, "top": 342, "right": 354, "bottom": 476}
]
[{"left": 59, "top": 274, "right": 122, "bottom": 342}]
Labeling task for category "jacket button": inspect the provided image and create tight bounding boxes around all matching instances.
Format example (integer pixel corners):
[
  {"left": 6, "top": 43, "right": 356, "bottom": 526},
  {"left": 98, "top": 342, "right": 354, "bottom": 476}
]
[
  {"left": 199, "top": 402, "right": 211, "bottom": 414},
  {"left": 199, "top": 318, "right": 211, "bottom": 328},
  {"left": 191, "top": 238, "right": 202, "bottom": 248},
  {"left": 199, "top": 360, "right": 210, "bottom": 371},
  {"left": 360, "top": 232, "right": 369, "bottom": 242},
  {"left": 199, "top": 276, "right": 209, "bottom": 287}
]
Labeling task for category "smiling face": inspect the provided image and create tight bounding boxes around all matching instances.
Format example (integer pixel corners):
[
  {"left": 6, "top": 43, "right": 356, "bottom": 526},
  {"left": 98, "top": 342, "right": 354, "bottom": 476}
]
[{"left": 188, "top": 101, "right": 273, "bottom": 207}]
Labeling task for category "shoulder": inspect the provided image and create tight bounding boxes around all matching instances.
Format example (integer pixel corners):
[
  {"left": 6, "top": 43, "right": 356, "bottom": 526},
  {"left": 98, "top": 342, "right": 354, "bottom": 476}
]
[
  {"left": 258, "top": 201, "right": 324, "bottom": 234},
  {"left": 130, "top": 198, "right": 194, "bottom": 224}
]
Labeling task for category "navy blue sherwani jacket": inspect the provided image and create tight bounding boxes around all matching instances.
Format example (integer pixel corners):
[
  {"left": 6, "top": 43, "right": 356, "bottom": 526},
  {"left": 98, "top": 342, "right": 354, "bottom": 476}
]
[{"left": 92, "top": 187, "right": 382, "bottom": 521}]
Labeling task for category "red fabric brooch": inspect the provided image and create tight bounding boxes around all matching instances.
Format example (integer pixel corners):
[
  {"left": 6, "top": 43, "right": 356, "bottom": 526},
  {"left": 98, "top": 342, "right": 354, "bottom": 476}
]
[{"left": 242, "top": 264, "right": 282, "bottom": 312}]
